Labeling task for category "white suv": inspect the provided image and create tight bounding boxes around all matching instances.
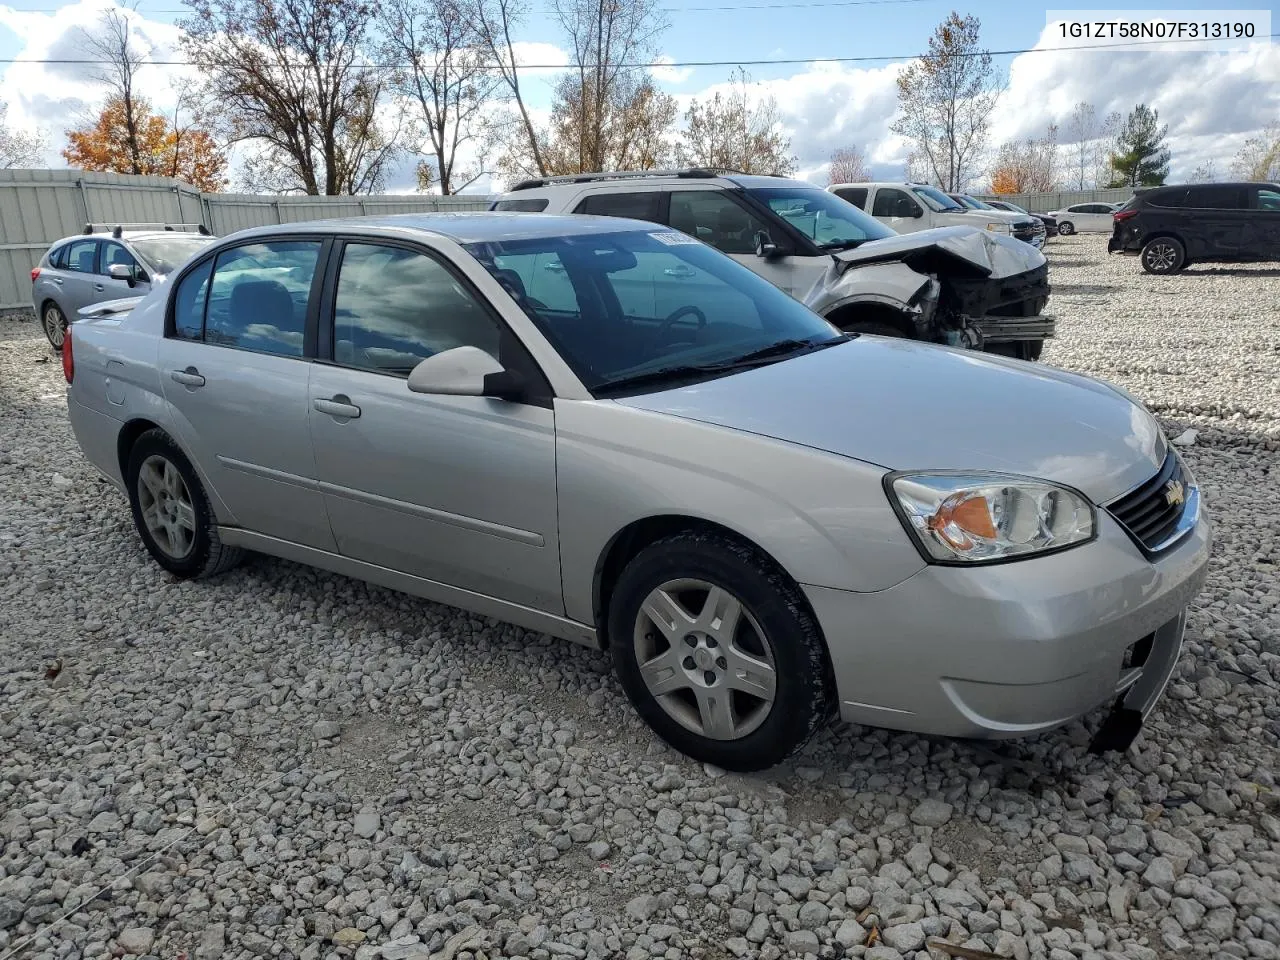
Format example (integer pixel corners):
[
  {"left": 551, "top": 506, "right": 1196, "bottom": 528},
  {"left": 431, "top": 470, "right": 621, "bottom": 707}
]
[
  {"left": 492, "top": 169, "right": 1054, "bottom": 360},
  {"left": 828, "top": 182, "right": 1044, "bottom": 244}
]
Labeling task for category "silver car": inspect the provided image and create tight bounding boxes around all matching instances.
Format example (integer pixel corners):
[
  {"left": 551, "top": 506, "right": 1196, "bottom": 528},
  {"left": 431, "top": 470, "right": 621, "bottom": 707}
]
[
  {"left": 31, "top": 223, "right": 215, "bottom": 351},
  {"left": 61, "top": 213, "right": 1210, "bottom": 771}
]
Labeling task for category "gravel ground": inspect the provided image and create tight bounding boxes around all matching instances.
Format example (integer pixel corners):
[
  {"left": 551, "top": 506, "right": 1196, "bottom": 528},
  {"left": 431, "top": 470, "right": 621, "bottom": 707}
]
[{"left": 2, "top": 234, "right": 1278, "bottom": 960}]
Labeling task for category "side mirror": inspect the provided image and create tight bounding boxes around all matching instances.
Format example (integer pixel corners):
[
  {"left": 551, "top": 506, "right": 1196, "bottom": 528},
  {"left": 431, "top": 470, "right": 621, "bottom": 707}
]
[
  {"left": 406, "top": 345, "right": 525, "bottom": 401},
  {"left": 754, "top": 230, "right": 779, "bottom": 259},
  {"left": 108, "top": 263, "right": 137, "bottom": 287}
]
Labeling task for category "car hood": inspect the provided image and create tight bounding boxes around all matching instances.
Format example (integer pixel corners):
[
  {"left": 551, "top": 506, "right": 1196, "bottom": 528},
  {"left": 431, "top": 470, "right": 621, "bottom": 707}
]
[
  {"left": 615, "top": 338, "right": 1165, "bottom": 504},
  {"left": 834, "top": 226, "right": 1045, "bottom": 280}
]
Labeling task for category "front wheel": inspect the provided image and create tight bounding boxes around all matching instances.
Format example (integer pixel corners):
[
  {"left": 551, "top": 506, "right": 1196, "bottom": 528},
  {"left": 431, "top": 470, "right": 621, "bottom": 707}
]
[
  {"left": 1057, "top": 221, "right": 1075, "bottom": 236},
  {"left": 125, "top": 429, "right": 243, "bottom": 579},
  {"left": 608, "top": 531, "right": 833, "bottom": 771},
  {"left": 1141, "top": 237, "right": 1185, "bottom": 274},
  {"left": 41, "top": 303, "right": 67, "bottom": 351}
]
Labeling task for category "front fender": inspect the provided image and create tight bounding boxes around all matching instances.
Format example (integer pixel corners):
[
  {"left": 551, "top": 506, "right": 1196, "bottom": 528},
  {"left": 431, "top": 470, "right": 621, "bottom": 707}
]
[{"left": 554, "top": 400, "right": 927, "bottom": 627}]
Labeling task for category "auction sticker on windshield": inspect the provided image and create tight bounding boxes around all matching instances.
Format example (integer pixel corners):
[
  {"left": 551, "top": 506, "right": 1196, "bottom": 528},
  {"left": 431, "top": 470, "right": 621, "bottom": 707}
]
[{"left": 650, "top": 232, "right": 700, "bottom": 245}]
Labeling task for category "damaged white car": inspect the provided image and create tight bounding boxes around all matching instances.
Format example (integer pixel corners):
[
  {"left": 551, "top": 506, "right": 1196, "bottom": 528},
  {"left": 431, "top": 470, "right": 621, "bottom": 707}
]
[{"left": 490, "top": 170, "right": 1055, "bottom": 361}]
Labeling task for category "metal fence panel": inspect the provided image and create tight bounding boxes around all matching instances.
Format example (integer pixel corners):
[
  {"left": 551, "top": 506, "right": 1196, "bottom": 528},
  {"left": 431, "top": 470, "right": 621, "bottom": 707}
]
[
  {"left": 973, "top": 187, "right": 1135, "bottom": 213},
  {"left": 0, "top": 169, "right": 493, "bottom": 310}
]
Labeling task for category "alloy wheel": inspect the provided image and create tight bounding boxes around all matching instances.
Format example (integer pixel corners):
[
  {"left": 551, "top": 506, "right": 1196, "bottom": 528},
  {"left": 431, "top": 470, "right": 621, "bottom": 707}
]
[
  {"left": 1144, "top": 242, "right": 1178, "bottom": 273},
  {"left": 42, "top": 306, "right": 65, "bottom": 348},
  {"left": 136, "top": 454, "right": 197, "bottom": 560},
  {"left": 632, "top": 578, "right": 777, "bottom": 741}
]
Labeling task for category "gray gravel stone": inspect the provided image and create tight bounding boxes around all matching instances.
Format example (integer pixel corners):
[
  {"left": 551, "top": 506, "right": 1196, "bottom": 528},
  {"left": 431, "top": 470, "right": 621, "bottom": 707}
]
[{"left": 910, "top": 799, "right": 953, "bottom": 827}]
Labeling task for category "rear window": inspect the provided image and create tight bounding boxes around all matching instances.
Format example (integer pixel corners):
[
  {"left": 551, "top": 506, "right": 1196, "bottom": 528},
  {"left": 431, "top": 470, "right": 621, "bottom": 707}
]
[
  {"left": 491, "top": 198, "right": 549, "bottom": 212},
  {"left": 832, "top": 187, "right": 868, "bottom": 209},
  {"left": 574, "top": 192, "right": 664, "bottom": 223},
  {"left": 1146, "top": 189, "right": 1187, "bottom": 208}
]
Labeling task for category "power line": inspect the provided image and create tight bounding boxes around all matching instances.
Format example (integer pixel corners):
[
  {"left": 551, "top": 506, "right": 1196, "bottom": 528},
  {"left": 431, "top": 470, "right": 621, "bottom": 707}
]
[
  {"left": 0, "top": 32, "right": 1274, "bottom": 68},
  {"left": 0, "top": 0, "right": 937, "bottom": 12}
]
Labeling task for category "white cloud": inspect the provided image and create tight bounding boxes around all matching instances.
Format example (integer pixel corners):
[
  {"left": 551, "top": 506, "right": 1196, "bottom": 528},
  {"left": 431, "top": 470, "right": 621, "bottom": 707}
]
[{"left": 649, "top": 55, "right": 694, "bottom": 85}]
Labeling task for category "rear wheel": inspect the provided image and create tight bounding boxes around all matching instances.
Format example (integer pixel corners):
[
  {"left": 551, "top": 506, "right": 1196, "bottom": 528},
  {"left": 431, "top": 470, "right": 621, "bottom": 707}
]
[
  {"left": 608, "top": 531, "right": 833, "bottom": 771},
  {"left": 40, "top": 302, "right": 67, "bottom": 352},
  {"left": 1057, "top": 221, "right": 1075, "bottom": 236},
  {"left": 125, "top": 429, "right": 243, "bottom": 579},
  {"left": 1141, "top": 237, "right": 1185, "bottom": 275}
]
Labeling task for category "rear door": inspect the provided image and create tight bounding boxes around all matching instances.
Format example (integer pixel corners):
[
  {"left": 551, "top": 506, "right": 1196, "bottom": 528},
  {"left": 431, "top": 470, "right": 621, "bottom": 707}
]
[
  {"left": 157, "top": 237, "right": 337, "bottom": 550},
  {"left": 1245, "top": 185, "right": 1280, "bottom": 260},
  {"left": 1182, "top": 185, "right": 1248, "bottom": 258}
]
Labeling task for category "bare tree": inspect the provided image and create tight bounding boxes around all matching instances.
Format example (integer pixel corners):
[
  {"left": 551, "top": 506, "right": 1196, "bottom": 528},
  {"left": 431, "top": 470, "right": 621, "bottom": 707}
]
[
  {"left": 381, "top": 0, "right": 502, "bottom": 194},
  {"left": 1187, "top": 159, "right": 1217, "bottom": 183},
  {"left": 181, "top": 0, "right": 399, "bottom": 195},
  {"left": 828, "top": 144, "right": 871, "bottom": 184},
  {"left": 675, "top": 68, "right": 795, "bottom": 175},
  {"left": 1063, "top": 101, "right": 1097, "bottom": 190},
  {"left": 892, "top": 12, "right": 1001, "bottom": 191},
  {"left": 0, "top": 100, "right": 46, "bottom": 168},
  {"left": 474, "top": 0, "right": 547, "bottom": 177},
  {"left": 1231, "top": 121, "right": 1280, "bottom": 181},
  {"left": 77, "top": 8, "right": 152, "bottom": 176},
  {"left": 989, "top": 124, "right": 1058, "bottom": 193},
  {"left": 552, "top": 0, "right": 668, "bottom": 173}
]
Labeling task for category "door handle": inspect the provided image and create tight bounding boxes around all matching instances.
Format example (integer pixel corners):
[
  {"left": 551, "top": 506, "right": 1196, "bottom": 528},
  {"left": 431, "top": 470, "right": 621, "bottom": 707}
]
[
  {"left": 170, "top": 368, "right": 206, "bottom": 388},
  {"left": 94, "top": 283, "right": 105, "bottom": 292},
  {"left": 314, "top": 395, "right": 361, "bottom": 419},
  {"left": 52, "top": 277, "right": 63, "bottom": 285}
]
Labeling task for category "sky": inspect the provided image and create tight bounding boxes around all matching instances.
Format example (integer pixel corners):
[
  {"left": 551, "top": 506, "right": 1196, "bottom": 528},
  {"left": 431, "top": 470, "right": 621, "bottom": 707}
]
[{"left": 1, "top": 0, "right": 1277, "bottom": 193}]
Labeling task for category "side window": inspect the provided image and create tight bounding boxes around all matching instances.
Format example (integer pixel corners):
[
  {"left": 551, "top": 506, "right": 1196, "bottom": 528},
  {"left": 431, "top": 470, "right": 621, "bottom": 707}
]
[
  {"left": 48, "top": 244, "right": 69, "bottom": 269},
  {"left": 574, "top": 191, "right": 664, "bottom": 223},
  {"left": 173, "top": 259, "right": 213, "bottom": 340},
  {"left": 1150, "top": 190, "right": 1188, "bottom": 208},
  {"left": 1187, "top": 186, "right": 1245, "bottom": 210},
  {"left": 492, "top": 198, "right": 549, "bottom": 212},
  {"left": 204, "top": 240, "right": 320, "bottom": 357},
  {"left": 1254, "top": 188, "right": 1280, "bottom": 211},
  {"left": 64, "top": 239, "right": 99, "bottom": 274},
  {"left": 333, "top": 243, "right": 501, "bottom": 375},
  {"left": 833, "top": 187, "right": 868, "bottom": 209},
  {"left": 871, "top": 188, "right": 918, "bottom": 218},
  {"left": 101, "top": 242, "right": 142, "bottom": 278},
  {"left": 668, "top": 191, "right": 770, "bottom": 255}
]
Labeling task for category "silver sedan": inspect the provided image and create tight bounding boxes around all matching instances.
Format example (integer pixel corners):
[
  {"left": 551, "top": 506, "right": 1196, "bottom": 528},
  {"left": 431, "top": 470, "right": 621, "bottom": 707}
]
[{"left": 61, "top": 213, "right": 1210, "bottom": 770}]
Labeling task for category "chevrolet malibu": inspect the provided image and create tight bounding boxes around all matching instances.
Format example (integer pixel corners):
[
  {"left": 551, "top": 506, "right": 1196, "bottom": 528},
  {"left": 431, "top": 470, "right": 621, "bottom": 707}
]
[{"left": 62, "top": 213, "right": 1210, "bottom": 771}]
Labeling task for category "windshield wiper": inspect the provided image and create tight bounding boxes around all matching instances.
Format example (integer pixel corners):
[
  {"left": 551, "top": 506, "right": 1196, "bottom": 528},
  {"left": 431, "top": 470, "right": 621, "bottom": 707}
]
[
  {"left": 598, "top": 338, "right": 845, "bottom": 393},
  {"left": 596, "top": 364, "right": 729, "bottom": 393}
]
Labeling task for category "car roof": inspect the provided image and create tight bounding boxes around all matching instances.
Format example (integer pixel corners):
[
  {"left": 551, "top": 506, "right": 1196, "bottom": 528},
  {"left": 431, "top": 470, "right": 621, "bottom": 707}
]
[
  {"left": 218, "top": 212, "right": 673, "bottom": 245},
  {"left": 54, "top": 230, "right": 213, "bottom": 245},
  {"left": 497, "top": 170, "right": 814, "bottom": 197}
]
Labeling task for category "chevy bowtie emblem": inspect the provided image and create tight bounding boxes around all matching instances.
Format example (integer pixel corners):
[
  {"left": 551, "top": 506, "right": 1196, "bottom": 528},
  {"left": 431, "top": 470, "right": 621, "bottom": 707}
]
[{"left": 1164, "top": 479, "right": 1185, "bottom": 507}]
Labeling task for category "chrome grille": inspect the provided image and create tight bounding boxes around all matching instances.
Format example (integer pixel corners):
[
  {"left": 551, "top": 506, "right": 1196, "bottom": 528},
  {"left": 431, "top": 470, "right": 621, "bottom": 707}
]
[{"left": 1105, "top": 453, "right": 1191, "bottom": 554}]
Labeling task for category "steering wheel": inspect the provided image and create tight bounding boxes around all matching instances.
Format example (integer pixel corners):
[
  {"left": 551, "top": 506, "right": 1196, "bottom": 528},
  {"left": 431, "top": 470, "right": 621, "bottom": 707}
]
[{"left": 659, "top": 305, "right": 707, "bottom": 340}]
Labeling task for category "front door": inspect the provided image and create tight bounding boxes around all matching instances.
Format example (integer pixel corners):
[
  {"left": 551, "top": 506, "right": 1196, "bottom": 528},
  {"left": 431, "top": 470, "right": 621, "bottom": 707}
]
[
  {"left": 307, "top": 239, "right": 562, "bottom": 614},
  {"left": 666, "top": 189, "right": 810, "bottom": 296},
  {"left": 870, "top": 187, "right": 927, "bottom": 235},
  {"left": 100, "top": 240, "right": 153, "bottom": 301},
  {"left": 158, "top": 238, "right": 336, "bottom": 551}
]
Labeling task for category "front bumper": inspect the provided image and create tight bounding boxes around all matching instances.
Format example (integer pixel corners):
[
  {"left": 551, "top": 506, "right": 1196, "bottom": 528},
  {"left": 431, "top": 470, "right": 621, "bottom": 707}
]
[{"left": 804, "top": 505, "right": 1210, "bottom": 744}]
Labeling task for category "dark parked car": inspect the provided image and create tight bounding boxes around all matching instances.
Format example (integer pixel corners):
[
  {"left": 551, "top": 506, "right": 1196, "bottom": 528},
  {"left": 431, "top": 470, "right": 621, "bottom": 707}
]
[
  {"left": 1109, "top": 182, "right": 1280, "bottom": 274},
  {"left": 986, "top": 200, "right": 1059, "bottom": 237}
]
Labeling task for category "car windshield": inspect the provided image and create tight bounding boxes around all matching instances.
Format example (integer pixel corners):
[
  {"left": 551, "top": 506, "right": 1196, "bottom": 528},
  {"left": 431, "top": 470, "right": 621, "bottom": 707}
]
[
  {"left": 911, "top": 185, "right": 965, "bottom": 212},
  {"left": 463, "top": 229, "right": 844, "bottom": 395},
  {"left": 130, "top": 236, "right": 215, "bottom": 275},
  {"left": 959, "top": 195, "right": 995, "bottom": 210},
  {"left": 748, "top": 186, "right": 895, "bottom": 249},
  {"left": 1000, "top": 201, "right": 1030, "bottom": 215}
]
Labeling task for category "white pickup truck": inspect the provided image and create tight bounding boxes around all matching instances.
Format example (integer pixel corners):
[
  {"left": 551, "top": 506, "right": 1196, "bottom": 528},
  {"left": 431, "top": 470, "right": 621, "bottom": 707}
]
[{"left": 828, "top": 182, "right": 1043, "bottom": 248}]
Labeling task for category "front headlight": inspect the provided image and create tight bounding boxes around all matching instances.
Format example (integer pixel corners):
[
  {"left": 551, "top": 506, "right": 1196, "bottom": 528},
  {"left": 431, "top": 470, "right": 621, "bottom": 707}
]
[{"left": 887, "top": 473, "right": 1095, "bottom": 564}]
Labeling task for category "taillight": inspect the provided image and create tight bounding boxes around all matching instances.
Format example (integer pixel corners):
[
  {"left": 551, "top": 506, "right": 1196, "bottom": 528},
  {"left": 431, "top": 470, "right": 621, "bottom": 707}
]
[
  {"left": 62, "top": 326, "right": 74, "bottom": 384},
  {"left": 1113, "top": 209, "right": 1138, "bottom": 223},
  {"left": 31, "top": 267, "right": 41, "bottom": 282}
]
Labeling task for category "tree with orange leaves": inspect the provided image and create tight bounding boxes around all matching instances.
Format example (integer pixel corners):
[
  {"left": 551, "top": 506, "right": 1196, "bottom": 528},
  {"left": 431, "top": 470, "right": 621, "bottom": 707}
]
[{"left": 63, "top": 95, "right": 228, "bottom": 191}]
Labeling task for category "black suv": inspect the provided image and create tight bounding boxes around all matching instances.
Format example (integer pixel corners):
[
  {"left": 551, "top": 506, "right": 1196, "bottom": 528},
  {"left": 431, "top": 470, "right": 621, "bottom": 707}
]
[{"left": 1109, "top": 182, "right": 1280, "bottom": 274}]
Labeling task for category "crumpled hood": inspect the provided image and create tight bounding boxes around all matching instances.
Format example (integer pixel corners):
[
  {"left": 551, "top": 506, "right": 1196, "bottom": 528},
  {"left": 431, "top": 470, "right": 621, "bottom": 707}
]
[
  {"left": 835, "top": 226, "right": 1045, "bottom": 280},
  {"left": 616, "top": 338, "right": 1165, "bottom": 504}
]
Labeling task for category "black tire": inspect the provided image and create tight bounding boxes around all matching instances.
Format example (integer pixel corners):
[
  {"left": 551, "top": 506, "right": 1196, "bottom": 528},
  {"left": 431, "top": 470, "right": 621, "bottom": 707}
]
[
  {"left": 608, "top": 531, "right": 834, "bottom": 771},
  {"left": 845, "top": 321, "right": 905, "bottom": 338},
  {"left": 1057, "top": 221, "right": 1075, "bottom": 236},
  {"left": 125, "top": 428, "right": 243, "bottom": 579},
  {"left": 986, "top": 340, "right": 1044, "bottom": 362},
  {"left": 40, "top": 302, "right": 67, "bottom": 352},
  {"left": 1141, "top": 236, "right": 1185, "bottom": 275}
]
